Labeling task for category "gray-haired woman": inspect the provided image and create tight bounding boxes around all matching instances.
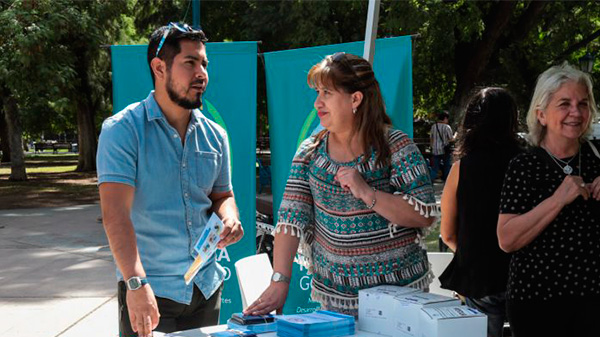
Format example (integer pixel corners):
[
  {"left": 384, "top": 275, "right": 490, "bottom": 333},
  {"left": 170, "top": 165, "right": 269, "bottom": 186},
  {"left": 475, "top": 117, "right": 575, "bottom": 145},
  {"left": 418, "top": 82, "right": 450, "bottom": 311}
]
[{"left": 497, "top": 63, "right": 600, "bottom": 336}]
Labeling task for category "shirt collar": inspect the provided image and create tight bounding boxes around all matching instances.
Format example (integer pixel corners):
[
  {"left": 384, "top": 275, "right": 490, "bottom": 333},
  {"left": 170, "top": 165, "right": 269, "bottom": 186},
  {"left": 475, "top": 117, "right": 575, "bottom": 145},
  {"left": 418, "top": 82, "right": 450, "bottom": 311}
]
[
  {"left": 143, "top": 91, "right": 164, "bottom": 121},
  {"left": 144, "top": 91, "right": 206, "bottom": 125},
  {"left": 191, "top": 107, "right": 206, "bottom": 125}
]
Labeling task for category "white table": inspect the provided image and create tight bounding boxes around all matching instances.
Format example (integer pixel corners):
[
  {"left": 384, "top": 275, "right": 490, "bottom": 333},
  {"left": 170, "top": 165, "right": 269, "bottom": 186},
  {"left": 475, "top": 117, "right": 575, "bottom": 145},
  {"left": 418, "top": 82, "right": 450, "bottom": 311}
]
[{"left": 155, "top": 324, "right": 384, "bottom": 337}]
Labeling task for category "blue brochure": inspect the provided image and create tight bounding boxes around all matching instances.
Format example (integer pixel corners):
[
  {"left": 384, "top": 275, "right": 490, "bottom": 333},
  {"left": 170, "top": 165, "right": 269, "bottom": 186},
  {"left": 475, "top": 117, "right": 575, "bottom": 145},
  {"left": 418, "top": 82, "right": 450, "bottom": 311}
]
[
  {"left": 276, "top": 310, "right": 355, "bottom": 337},
  {"left": 209, "top": 328, "right": 257, "bottom": 337}
]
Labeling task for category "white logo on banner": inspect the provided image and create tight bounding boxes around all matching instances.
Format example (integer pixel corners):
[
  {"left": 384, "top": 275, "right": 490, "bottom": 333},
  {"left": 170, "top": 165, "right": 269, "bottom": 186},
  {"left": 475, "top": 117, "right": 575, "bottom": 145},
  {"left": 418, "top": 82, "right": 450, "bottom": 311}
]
[{"left": 217, "top": 248, "right": 231, "bottom": 281}]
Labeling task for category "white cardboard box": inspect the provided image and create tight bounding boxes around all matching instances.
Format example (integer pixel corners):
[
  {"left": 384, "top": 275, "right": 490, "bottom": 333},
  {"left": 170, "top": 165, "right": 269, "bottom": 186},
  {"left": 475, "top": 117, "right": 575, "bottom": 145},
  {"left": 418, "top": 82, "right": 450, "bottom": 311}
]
[
  {"left": 394, "top": 292, "right": 460, "bottom": 337},
  {"left": 358, "top": 285, "right": 422, "bottom": 336},
  {"left": 420, "top": 306, "right": 487, "bottom": 337}
]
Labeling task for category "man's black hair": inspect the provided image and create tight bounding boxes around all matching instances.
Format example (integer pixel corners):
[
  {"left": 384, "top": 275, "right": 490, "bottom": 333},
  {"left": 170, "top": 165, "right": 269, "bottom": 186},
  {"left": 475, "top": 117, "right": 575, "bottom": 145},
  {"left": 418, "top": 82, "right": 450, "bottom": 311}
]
[
  {"left": 147, "top": 24, "right": 208, "bottom": 85},
  {"left": 437, "top": 111, "right": 450, "bottom": 121}
]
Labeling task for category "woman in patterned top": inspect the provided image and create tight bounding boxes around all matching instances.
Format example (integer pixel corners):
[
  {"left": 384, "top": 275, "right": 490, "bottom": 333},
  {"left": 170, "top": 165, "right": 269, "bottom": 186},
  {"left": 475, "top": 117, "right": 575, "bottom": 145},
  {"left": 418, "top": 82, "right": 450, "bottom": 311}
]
[
  {"left": 244, "top": 52, "right": 437, "bottom": 317},
  {"left": 497, "top": 63, "right": 600, "bottom": 336}
]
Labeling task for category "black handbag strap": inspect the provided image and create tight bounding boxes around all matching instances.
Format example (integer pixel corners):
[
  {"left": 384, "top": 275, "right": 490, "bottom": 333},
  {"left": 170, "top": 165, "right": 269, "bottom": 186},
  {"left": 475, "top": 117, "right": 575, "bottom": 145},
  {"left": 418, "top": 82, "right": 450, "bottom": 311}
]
[{"left": 435, "top": 123, "right": 446, "bottom": 145}]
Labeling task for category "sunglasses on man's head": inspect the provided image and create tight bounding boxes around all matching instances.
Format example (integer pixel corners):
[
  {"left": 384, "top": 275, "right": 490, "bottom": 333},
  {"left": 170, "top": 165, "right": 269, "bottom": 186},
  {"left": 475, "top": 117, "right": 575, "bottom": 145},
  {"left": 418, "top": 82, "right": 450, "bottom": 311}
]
[{"left": 155, "top": 22, "right": 195, "bottom": 58}]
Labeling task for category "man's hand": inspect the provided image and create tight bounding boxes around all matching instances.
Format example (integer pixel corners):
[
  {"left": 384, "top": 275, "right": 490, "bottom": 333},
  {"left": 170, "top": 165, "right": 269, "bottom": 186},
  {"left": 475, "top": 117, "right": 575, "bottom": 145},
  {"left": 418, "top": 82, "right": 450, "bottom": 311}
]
[
  {"left": 218, "top": 217, "right": 243, "bottom": 248},
  {"left": 209, "top": 190, "right": 244, "bottom": 248},
  {"left": 126, "top": 284, "right": 160, "bottom": 337}
]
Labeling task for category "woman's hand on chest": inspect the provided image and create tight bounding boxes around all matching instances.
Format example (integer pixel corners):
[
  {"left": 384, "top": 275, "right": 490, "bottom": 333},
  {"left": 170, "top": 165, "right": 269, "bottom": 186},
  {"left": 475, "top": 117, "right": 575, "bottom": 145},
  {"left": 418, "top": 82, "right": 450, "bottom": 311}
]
[{"left": 335, "top": 166, "right": 371, "bottom": 202}]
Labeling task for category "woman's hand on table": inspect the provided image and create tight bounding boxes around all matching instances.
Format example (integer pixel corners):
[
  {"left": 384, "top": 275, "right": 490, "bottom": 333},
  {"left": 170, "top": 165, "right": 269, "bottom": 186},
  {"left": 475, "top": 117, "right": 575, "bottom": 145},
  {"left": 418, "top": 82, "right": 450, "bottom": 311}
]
[{"left": 243, "top": 281, "right": 289, "bottom": 316}]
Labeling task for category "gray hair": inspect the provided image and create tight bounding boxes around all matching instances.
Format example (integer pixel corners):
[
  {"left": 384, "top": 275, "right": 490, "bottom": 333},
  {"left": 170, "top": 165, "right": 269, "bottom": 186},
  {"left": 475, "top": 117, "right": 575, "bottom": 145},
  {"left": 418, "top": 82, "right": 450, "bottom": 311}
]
[{"left": 526, "top": 62, "right": 598, "bottom": 146}]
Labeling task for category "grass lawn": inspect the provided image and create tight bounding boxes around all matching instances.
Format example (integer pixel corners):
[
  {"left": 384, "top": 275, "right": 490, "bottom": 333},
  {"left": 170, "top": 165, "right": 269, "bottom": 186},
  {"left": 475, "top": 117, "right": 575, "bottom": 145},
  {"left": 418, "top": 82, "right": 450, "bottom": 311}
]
[
  {"left": 424, "top": 217, "right": 443, "bottom": 252},
  {"left": 0, "top": 165, "right": 77, "bottom": 175},
  {"left": 0, "top": 152, "right": 98, "bottom": 209}
]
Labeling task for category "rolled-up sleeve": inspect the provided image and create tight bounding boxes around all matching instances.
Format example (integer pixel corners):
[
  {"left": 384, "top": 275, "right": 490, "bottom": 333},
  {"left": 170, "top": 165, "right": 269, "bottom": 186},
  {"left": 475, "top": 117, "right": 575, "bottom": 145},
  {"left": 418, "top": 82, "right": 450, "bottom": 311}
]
[{"left": 96, "top": 116, "right": 138, "bottom": 187}]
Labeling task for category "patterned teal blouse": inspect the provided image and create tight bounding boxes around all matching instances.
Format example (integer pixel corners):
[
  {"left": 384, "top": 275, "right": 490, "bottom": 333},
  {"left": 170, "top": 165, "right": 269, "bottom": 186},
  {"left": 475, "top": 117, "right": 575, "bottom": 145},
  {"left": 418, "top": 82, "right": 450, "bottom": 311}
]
[{"left": 275, "top": 129, "right": 437, "bottom": 316}]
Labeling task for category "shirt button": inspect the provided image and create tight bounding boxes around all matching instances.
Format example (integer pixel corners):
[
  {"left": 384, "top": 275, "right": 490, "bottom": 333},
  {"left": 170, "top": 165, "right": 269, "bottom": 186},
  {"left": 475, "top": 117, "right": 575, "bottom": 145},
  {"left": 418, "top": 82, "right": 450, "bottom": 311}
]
[
  {"left": 184, "top": 193, "right": 189, "bottom": 198},
  {"left": 182, "top": 163, "right": 187, "bottom": 168},
  {"left": 187, "top": 221, "right": 192, "bottom": 226},
  {"left": 173, "top": 134, "right": 178, "bottom": 138}
]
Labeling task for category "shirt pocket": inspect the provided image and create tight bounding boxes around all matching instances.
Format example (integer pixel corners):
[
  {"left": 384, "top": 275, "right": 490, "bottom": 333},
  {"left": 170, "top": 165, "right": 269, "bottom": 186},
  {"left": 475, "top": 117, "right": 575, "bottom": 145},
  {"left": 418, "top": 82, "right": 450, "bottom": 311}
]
[{"left": 194, "top": 151, "right": 220, "bottom": 192}]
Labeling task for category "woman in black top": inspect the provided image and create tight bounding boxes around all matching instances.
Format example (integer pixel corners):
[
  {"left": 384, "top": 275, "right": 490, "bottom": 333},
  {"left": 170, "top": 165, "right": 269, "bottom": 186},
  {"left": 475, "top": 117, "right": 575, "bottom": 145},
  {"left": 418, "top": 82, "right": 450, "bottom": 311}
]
[
  {"left": 439, "top": 87, "right": 521, "bottom": 337},
  {"left": 497, "top": 63, "right": 600, "bottom": 337}
]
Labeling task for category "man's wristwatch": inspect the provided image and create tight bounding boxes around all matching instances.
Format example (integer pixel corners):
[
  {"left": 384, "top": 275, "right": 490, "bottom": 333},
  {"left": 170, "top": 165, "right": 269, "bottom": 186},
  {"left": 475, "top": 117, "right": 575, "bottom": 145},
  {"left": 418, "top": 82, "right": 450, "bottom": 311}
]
[
  {"left": 271, "top": 272, "right": 290, "bottom": 284},
  {"left": 126, "top": 276, "right": 149, "bottom": 291}
]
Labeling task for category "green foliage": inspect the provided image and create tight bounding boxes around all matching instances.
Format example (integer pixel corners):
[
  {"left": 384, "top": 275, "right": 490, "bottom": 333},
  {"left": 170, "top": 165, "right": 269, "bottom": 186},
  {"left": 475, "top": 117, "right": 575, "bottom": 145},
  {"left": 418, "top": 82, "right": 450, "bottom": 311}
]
[
  {"left": 378, "top": 0, "right": 600, "bottom": 135},
  {"left": 0, "top": 0, "right": 134, "bottom": 140},
  {"left": 1, "top": 0, "right": 599, "bottom": 145},
  {"left": 127, "top": 0, "right": 600, "bottom": 139}
]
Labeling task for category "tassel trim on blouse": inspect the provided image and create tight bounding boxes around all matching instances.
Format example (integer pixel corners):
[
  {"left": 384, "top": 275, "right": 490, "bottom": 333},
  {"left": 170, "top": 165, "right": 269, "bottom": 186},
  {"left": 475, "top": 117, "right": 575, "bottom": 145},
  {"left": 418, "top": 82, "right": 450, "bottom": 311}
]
[
  {"left": 311, "top": 289, "right": 360, "bottom": 310},
  {"left": 387, "top": 192, "right": 440, "bottom": 238},
  {"left": 310, "top": 269, "right": 434, "bottom": 311},
  {"left": 273, "top": 222, "right": 303, "bottom": 238},
  {"left": 406, "top": 268, "right": 434, "bottom": 291}
]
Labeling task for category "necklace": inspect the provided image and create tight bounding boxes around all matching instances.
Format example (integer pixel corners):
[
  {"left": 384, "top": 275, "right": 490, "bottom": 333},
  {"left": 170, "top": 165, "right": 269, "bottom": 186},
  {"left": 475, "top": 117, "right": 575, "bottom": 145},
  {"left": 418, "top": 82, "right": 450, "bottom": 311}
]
[{"left": 542, "top": 145, "right": 580, "bottom": 175}]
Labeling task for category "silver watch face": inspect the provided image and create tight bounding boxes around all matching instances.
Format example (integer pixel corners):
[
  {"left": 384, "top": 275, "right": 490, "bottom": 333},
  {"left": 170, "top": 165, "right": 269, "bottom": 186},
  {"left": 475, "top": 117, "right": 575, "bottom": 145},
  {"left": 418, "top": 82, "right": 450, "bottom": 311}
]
[
  {"left": 272, "top": 272, "right": 289, "bottom": 283},
  {"left": 127, "top": 277, "right": 142, "bottom": 290}
]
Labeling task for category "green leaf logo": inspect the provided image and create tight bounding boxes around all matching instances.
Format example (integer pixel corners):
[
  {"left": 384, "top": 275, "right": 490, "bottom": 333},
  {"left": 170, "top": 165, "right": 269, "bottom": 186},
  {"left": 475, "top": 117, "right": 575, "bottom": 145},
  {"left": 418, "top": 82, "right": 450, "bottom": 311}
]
[
  {"left": 205, "top": 99, "right": 233, "bottom": 169},
  {"left": 296, "top": 108, "right": 319, "bottom": 149}
]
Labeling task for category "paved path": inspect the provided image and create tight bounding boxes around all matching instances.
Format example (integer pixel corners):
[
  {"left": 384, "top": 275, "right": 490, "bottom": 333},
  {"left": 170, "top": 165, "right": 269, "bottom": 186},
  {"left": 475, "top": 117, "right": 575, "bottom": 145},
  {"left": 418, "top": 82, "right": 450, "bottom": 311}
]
[
  {"left": 0, "top": 204, "right": 118, "bottom": 337},
  {"left": 0, "top": 183, "right": 445, "bottom": 337}
]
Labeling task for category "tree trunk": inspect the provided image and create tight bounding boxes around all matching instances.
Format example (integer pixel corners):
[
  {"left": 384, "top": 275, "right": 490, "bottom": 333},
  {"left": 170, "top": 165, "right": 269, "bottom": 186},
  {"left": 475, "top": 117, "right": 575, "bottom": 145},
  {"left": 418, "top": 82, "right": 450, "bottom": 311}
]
[
  {"left": 0, "top": 109, "right": 10, "bottom": 163},
  {"left": 451, "top": 1, "right": 517, "bottom": 115},
  {"left": 73, "top": 47, "right": 97, "bottom": 172},
  {"left": 76, "top": 99, "right": 97, "bottom": 172},
  {"left": 3, "top": 94, "right": 27, "bottom": 181},
  {"left": 500, "top": 2, "right": 548, "bottom": 49}
]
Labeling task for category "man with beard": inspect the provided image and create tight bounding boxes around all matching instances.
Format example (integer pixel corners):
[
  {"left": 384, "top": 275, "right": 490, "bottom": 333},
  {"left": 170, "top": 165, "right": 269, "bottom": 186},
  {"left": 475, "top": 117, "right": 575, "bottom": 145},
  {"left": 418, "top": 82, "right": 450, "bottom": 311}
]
[{"left": 96, "top": 23, "right": 243, "bottom": 337}]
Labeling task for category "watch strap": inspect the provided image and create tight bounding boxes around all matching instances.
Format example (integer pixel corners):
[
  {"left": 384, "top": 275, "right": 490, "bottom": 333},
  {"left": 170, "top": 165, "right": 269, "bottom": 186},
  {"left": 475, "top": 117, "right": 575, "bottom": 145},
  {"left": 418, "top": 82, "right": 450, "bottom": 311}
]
[
  {"left": 271, "top": 272, "right": 290, "bottom": 284},
  {"left": 126, "top": 276, "right": 148, "bottom": 291}
]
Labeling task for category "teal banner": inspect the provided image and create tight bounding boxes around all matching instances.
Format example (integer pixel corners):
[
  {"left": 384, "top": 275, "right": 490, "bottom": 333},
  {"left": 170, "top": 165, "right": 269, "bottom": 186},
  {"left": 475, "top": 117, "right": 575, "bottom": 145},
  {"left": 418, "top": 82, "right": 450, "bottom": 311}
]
[
  {"left": 263, "top": 36, "right": 413, "bottom": 314},
  {"left": 111, "top": 42, "right": 258, "bottom": 322}
]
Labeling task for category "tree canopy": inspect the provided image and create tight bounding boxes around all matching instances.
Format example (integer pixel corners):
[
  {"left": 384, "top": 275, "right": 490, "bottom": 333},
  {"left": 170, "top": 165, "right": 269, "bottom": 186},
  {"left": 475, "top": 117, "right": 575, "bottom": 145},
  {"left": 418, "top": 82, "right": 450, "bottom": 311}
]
[
  {"left": 0, "top": 0, "right": 132, "bottom": 177},
  {"left": 1, "top": 0, "right": 599, "bottom": 179}
]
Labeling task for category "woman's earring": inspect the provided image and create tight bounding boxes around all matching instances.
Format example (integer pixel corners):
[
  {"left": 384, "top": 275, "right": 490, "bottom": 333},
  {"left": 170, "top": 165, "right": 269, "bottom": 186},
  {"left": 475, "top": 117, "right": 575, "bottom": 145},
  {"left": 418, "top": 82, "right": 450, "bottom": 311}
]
[{"left": 352, "top": 108, "right": 357, "bottom": 115}]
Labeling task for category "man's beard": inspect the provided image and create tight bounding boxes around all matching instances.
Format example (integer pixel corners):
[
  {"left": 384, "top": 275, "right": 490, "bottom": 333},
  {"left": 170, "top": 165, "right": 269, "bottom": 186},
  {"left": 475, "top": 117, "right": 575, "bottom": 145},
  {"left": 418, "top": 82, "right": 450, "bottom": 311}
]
[{"left": 166, "top": 75, "right": 204, "bottom": 110}]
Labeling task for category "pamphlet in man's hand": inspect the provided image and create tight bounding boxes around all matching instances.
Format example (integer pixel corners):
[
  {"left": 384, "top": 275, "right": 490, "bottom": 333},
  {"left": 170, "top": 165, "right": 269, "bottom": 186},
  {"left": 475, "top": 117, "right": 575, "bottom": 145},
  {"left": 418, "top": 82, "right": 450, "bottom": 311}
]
[{"left": 184, "top": 213, "right": 224, "bottom": 285}]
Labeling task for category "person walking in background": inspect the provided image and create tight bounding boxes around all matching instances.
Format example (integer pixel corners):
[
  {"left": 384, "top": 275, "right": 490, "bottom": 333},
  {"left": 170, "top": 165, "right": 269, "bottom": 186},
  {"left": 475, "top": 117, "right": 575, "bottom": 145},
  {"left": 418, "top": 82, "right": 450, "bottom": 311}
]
[
  {"left": 97, "top": 23, "right": 243, "bottom": 337},
  {"left": 497, "top": 63, "right": 600, "bottom": 336},
  {"left": 439, "top": 88, "right": 522, "bottom": 337},
  {"left": 243, "top": 52, "right": 437, "bottom": 317},
  {"left": 430, "top": 111, "right": 453, "bottom": 181}
]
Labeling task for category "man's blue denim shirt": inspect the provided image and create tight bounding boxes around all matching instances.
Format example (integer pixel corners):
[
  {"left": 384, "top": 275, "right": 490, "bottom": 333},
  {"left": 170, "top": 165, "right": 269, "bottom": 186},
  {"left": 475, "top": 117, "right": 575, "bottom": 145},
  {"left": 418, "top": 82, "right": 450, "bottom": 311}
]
[{"left": 97, "top": 92, "right": 231, "bottom": 304}]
